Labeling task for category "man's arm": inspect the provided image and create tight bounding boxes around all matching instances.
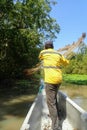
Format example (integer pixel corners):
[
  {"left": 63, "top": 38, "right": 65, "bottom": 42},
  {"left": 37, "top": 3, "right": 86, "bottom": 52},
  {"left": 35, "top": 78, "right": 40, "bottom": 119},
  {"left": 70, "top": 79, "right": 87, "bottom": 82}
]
[{"left": 60, "top": 55, "right": 69, "bottom": 66}]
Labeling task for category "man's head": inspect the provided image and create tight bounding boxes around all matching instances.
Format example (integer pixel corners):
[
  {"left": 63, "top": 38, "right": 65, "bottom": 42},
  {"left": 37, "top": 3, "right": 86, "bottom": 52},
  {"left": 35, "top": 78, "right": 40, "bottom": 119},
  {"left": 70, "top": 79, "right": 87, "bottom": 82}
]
[{"left": 44, "top": 41, "right": 54, "bottom": 49}]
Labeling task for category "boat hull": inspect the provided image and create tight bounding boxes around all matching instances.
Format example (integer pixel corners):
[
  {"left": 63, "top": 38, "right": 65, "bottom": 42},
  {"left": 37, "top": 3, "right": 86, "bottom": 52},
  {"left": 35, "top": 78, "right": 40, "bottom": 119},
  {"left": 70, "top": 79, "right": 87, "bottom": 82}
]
[{"left": 20, "top": 88, "right": 87, "bottom": 130}]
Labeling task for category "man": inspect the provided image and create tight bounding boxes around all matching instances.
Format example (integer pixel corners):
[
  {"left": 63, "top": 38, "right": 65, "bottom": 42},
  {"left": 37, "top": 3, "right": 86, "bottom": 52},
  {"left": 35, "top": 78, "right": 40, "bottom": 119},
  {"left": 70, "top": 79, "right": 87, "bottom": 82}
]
[{"left": 39, "top": 41, "right": 69, "bottom": 130}]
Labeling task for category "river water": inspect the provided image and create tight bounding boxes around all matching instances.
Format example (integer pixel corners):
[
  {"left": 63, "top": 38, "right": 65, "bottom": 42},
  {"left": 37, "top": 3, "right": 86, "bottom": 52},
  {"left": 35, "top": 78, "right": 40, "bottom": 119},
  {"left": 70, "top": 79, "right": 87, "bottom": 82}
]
[
  {"left": 73, "top": 97, "right": 87, "bottom": 111},
  {"left": 0, "top": 85, "right": 87, "bottom": 130},
  {"left": 61, "top": 85, "right": 87, "bottom": 111},
  {"left": 0, "top": 94, "right": 36, "bottom": 130}
]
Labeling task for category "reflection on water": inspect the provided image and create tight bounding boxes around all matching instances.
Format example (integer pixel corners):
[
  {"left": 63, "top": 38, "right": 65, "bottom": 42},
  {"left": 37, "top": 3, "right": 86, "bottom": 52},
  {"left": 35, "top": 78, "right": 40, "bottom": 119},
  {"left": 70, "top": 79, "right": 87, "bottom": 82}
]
[
  {"left": 0, "top": 85, "right": 87, "bottom": 130},
  {"left": 72, "top": 97, "right": 87, "bottom": 111},
  {"left": 0, "top": 95, "right": 36, "bottom": 130}
]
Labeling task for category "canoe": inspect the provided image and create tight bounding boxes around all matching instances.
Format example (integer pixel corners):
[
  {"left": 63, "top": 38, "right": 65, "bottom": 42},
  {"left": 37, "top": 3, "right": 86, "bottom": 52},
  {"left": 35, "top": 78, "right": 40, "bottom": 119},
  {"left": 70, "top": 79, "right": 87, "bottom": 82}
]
[{"left": 20, "top": 83, "right": 87, "bottom": 130}]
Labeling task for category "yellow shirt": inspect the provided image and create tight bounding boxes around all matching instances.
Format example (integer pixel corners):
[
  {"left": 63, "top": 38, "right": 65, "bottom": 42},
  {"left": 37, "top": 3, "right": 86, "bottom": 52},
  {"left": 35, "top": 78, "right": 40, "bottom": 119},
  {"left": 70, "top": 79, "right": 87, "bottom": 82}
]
[{"left": 39, "top": 48, "right": 69, "bottom": 84}]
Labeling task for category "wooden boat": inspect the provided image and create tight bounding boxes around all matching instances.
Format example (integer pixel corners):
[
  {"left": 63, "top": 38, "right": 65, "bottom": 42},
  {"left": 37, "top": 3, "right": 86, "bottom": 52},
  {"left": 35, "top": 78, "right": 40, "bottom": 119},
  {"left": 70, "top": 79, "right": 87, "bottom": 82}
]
[{"left": 20, "top": 83, "right": 87, "bottom": 130}]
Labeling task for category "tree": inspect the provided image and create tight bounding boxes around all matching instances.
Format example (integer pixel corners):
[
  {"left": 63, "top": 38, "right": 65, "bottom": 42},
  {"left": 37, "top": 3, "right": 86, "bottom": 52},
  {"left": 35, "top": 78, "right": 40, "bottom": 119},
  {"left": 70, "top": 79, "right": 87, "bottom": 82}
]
[
  {"left": 0, "top": 0, "right": 60, "bottom": 79},
  {"left": 64, "top": 43, "right": 87, "bottom": 74}
]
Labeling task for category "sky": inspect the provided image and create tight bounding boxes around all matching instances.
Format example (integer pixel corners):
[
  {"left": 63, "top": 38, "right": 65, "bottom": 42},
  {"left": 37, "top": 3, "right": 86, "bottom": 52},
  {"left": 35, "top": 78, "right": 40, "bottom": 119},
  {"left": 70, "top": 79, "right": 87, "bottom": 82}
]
[{"left": 50, "top": 0, "right": 87, "bottom": 50}]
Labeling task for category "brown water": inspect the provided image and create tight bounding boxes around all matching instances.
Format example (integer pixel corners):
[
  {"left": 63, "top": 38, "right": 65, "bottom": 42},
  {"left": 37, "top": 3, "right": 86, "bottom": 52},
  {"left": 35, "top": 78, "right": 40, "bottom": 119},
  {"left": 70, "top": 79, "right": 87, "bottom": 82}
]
[
  {"left": 72, "top": 97, "right": 87, "bottom": 111},
  {"left": 0, "top": 116, "right": 23, "bottom": 130},
  {"left": 0, "top": 85, "right": 87, "bottom": 130},
  {"left": 0, "top": 95, "right": 36, "bottom": 130},
  {"left": 61, "top": 85, "right": 87, "bottom": 111}
]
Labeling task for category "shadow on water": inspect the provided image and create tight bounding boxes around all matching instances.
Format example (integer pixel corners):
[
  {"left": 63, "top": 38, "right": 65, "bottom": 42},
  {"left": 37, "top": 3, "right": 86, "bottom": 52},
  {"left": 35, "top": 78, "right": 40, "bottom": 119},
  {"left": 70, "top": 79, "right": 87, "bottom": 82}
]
[
  {"left": 0, "top": 78, "right": 87, "bottom": 130},
  {"left": 0, "top": 98, "right": 33, "bottom": 120},
  {"left": 0, "top": 79, "right": 39, "bottom": 130}
]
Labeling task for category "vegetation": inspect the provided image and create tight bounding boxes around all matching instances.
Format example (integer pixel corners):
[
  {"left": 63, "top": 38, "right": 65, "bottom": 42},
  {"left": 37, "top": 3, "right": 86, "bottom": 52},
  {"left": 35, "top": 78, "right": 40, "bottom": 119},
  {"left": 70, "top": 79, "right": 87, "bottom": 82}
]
[
  {"left": 0, "top": 2, "right": 87, "bottom": 129},
  {"left": 63, "top": 74, "right": 87, "bottom": 85},
  {"left": 63, "top": 43, "right": 87, "bottom": 75},
  {"left": 0, "top": 0, "right": 87, "bottom": 93},
  {"left": 0, "top": 0, "right": 60, "bottom": 80}
]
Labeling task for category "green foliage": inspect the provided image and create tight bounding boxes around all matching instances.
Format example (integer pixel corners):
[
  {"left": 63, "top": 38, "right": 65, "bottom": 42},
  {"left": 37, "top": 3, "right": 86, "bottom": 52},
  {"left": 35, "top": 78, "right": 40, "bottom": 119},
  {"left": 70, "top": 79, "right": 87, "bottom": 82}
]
[
  {"left": 0, "top": 0, "right": 60, "bottom": 80},
  {"left": 64, "top": 43, "right": 87, "bottom": 75},
  {"left": 63, "top": 60, "right": 75, "bottom": 74},
  {"left": 0, "top": 29, "right": 41, "bottom": 79},
  {"left": 63, "top": 74, "right": 87, "bottom": 85}
]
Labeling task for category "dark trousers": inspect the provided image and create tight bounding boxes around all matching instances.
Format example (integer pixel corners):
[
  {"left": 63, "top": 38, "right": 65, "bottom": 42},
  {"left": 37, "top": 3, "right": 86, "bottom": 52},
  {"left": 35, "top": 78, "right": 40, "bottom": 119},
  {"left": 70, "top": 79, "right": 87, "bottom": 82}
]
[{"left": 45, "top": 83, "right": 60, "bottom": 130}]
